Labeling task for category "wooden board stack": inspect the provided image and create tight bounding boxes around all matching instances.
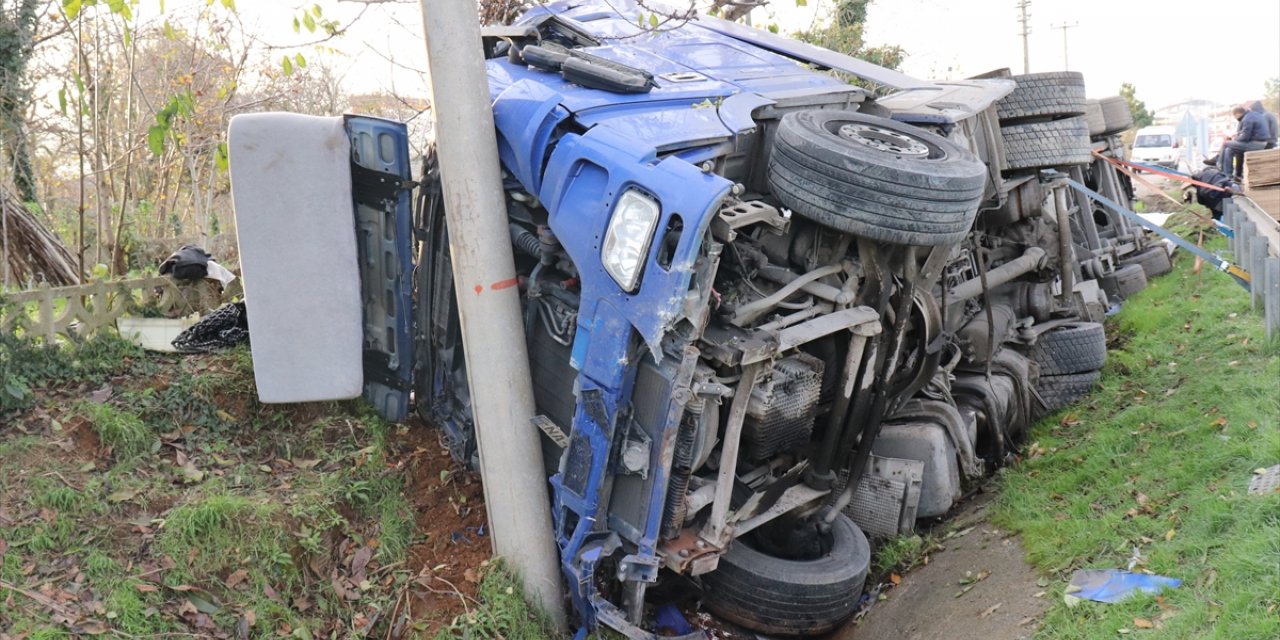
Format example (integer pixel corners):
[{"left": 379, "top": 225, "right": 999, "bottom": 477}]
[{"left": 1244, "top": 148, "right": 1280, "bottom": 218}]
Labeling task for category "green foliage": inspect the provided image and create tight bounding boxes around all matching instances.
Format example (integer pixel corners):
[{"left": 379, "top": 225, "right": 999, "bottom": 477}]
[
  {"left": 1120, "top": 82, "right": 1155, "bottom": 129},
  {"left": 870, "top": 534, "right": 927, "bottom": 577},
  {"left": 433, "top": 561, "right": 559, "bottom": 639},
  {"left": 792, "top": 0, "right": 905, "bottom": 87},
  {"left": 1265, "top": 77, "right": 1280, "bottom": 113},
  {"left": 146, "top": 91, "right": 195, "bottom": 155},
  {"left": 293, "top": 4, "right": 338, "bottom": 36},
  {"left": 83, "top": 401, "right": 154, "bottom": 459},
  {"left": 1, "top": 345, "right": 428, "bottom": 636},
  {"left": 0, "top": 319, "right": 142, "bottom": 414},
  {"left": 159, "top": 492, "right": 294, "bottom": 584},
  {"left": 1, "top": 0, "right": 43, "bottom": 201},
  {"left": 993, "top": 235, "right": 1280, "bottom": 640}
]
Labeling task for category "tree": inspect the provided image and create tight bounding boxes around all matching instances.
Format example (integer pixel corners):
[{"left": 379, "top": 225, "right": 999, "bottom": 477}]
[
  {"left": 793, "top": 0, "right": 905, "bottom": 79},
  {"left": 1119, "top": 82, "right": 1154, "bottom": 129},
  {"left": 478, "top": 0, "right": 529, "bottom": 25},
  {"left": 0, "top": 0, "right": 44, "bottom": 202},
  {"left": 1265, "top": 77, "right": 1279, "bottom": 113}
]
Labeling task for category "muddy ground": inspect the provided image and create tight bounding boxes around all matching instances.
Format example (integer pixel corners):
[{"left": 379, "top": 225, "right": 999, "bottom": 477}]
[{"left": 838, "top": 492, "right": 1047, "bottom": 640}]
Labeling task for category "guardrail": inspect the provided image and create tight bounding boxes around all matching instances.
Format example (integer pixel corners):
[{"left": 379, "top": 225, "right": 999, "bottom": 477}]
[
  {"left": 1, "top": 275, "right": 242, "bottom": 343},
  {"left": 1223, "top": 196, "right": 1280, "bottom": 339}
]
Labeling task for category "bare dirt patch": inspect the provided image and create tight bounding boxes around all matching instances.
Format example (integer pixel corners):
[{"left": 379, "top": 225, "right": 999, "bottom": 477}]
[
  {"left": 836, "top": 492, "right": 1048, "bottom": 640},
  {"left": 392, "top": 421, "right": 491, "bottom": 632}
]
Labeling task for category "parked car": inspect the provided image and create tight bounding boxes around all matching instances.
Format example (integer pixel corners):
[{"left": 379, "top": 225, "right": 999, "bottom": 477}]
[
  {"left": 1130, "top": 125, "right": 1180, "bottom": 169},
  {"left": 229, "top": 1, "right": 1161, "bottom": 637}
]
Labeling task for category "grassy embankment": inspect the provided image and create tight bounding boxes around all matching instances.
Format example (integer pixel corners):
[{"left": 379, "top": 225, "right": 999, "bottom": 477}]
[
  {"left": 0, "top": 326, "right": 553, "bottom": 638},
  {"left": 992, "top": 215, "right": 1280, "bottom": 639}
]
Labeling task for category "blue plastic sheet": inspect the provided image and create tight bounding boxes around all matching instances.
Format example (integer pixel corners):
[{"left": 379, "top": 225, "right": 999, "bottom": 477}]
[
  {"left": 1067, "top": 569, "right": 1182, "bottom": 604},
  {"left": 654, "top": 604, "right": 693, "bottom": 635}
]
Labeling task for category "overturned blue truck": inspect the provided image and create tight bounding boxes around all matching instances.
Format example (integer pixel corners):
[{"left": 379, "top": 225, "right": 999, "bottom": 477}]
[{"left": 229, "top": 1, "right": 1168, "bottom": 636}]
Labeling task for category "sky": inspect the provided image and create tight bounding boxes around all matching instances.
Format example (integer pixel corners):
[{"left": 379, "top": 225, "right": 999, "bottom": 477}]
[
  {"left": 125, "top": 0, "right": 1279, "bottom": 112},
  {"left": 762, "top": 0, "right": 1280, "bottom": 110}
]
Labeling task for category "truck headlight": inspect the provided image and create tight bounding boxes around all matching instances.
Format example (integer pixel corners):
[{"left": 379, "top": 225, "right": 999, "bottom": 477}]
[{"left": 601, "top": 189, "right": 660, "bottom": 292}]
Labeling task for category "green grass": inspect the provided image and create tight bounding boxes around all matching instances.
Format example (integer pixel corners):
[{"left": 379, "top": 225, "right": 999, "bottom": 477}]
[
  {"left": 83, "top": 401, "right": 155, "bottom": 459},
  {"left": 1, "top": 342, "right": 431, "bottom": 637},
  {"left": 0, "top": 327, "right": 143, "bottom": 414},
  {"left": 993, "top": 231, "right": 1280, "bottom": 639},
  {"left": 433, "top": 561, "right": 560, "bottom": 640}
]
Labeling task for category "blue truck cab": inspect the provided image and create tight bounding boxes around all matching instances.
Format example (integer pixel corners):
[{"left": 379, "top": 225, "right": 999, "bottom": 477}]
[{"left": 230, "top": 2, "right": 1158, "bottom": 636}]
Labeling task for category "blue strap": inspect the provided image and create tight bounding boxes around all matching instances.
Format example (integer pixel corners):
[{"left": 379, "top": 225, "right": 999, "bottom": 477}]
[
  {"left": 1058, "top": 175, "right": 1251, "bottom": 290},
  {"left": 1128, "top": 160, "right": 1194, "bottom": 178}
]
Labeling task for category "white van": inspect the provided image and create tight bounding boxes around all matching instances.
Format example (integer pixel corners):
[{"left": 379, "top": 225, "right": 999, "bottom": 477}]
[{"left": 1130, "top": 125, "right": 1180, "bottom": 169}]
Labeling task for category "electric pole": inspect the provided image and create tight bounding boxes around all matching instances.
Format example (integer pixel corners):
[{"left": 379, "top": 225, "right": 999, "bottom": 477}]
[
  {"left": 1016, "top": 0, "right": 1032, "bottom": 73},
  {"left": 1053, "top": 21, "right": 1079, "bottom": 69},
  {"left": 417, "top": 0, "right": 567, "bottom": 630}
]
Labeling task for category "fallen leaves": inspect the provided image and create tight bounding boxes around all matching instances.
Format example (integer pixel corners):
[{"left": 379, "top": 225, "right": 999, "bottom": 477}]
[
  {"left": 954, "top": 569, "right": 991, "bottom": 597},
  {"left": 225, "top": 569, "right": 249, "bottom": 589},
  {"left": 106, "top": 488, "right": 139, "bottom": 503}
]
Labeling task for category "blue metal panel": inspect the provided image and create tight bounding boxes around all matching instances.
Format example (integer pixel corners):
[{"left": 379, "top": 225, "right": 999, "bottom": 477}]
[
  {"left": 572, "top": 99, "right": 734, "bottom": 153},
  {"left": 487, "top": 55, "right": 737, "bottom": 114},
  {"left": 538, "top": 125, "right": 731, "bottom": 353},
  {"left": 492, "top": 79, "right": 571, "bottom": 195},
  {"left": 535, "top": 123, "right": 730, "bottom": 625},
  {"left": 345, "top": 115, "right": 414, "bottom": 422}
]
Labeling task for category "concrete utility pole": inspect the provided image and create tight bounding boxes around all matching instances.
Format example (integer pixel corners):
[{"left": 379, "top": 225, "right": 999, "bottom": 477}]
[
  {"left": 1016, "top": 0, "right": 1032, "bottom": 73},
  {"left": 1053, "top": 21, "right": 1079, "bottom": 70},
  {"left": 417, "top": 0, "right": 567, "bottom": 630}
]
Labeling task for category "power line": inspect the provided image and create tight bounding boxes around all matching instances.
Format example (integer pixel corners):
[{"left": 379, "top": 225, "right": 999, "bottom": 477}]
[
  {"left": 1053, "top": 21, "right": 1079, "bottom": 70},
  {"left": 1016, "top": 0, "right": 1032, "bottom": 73}
]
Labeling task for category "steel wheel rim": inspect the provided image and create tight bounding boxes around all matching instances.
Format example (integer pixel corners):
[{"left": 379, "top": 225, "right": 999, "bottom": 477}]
[{"left": 837, "top": 123, "right": 932, "bottom": 157}]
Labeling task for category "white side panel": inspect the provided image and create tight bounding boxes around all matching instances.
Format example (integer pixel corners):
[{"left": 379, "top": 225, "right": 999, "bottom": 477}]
[{"left": 229, "top": 113, "right": 363, "bottom": 402}]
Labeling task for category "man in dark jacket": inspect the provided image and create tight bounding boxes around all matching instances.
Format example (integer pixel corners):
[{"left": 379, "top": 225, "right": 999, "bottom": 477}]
[
  {"left": 1219, "top": 105, "right": 1269, "bottom": 179},
  {"left": 1184, "top": 164, "right": 1236, "bottom": 220},
  {"left": 1251, "top": 100, "right": 1278, "bottom": 149}
]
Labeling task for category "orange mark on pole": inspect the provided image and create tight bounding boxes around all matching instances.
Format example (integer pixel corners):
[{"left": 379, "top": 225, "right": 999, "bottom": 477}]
[{"left": 473, "top": 278, "right": 518, "bottom": 294}]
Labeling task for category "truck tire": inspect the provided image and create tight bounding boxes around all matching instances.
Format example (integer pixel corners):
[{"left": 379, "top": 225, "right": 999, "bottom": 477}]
[
  {"left": 1120, "top": 246, "right": 1173, "bottom": 279},
  {"left": 768, "top": 110, "right": 987, "bottom": 246},
  {"left": 1001, "top": 117, "right": 1092, "bottom": 170},
  {"left": 1099, "top": 96, "right": 1134, "bottom": 135},
  {"left": 996, "top": 71, "right": 1086, "bottom": 122},
  {"left": 701, "top": 514, "right": 870, "bottom": 636},
  {"left": 1115, "top": 263, "right": 1148, "bottom": 298},
  {"left": 1085, "top": 99, "right": 1107, "bottom": 138},
  {"left": 1036, "top": 369, "right": 1102, "bottom": 415},
  {"left": 1022, "top": 322, "right": 1107, "bottom": 376}
]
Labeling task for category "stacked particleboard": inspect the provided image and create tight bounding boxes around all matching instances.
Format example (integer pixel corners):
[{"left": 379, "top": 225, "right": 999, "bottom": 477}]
[{"left": 1244, "top": 149, "right": 1280, "bottom": 219}]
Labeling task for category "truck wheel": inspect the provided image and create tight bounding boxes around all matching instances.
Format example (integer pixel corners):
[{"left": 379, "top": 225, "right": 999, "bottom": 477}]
[
  {"left": 996, "top": 71, "right": 1086, "bottom": 122},
  {"left": 1022, "top": 322, "right": 1107, "bottom": 376},
  {"left": 700, "top": 514, "right": 870, "bottom": 636},
  {"left": 1036, "top": 369, "right": 1102, "bottom": 416},
  {"left": 1114, "top": 263, "right": 1148, "bottom": 298},
  {"left": 1001, "top": 117, "right": 1092, "bottom": 169},
  {"left": 1099, "top": 263, "right": 1148, "bottom": 301},
  {"left": 1099, "top": 96, "right": 1134, "bottom": 135},
  {"left": 768, "top": 110, "right": 987, "bottom": 246},
  {"left": 1120, "top": 246, "right": 1173, "bottom": 279},
  {"left": 1085, "top": 100, "right": 1107, "bottom": 138}
]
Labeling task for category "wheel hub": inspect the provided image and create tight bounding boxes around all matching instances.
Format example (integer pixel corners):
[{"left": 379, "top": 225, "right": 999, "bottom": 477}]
[{"left": 837, "top": 123, "right": 931, "bottom": 157}]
